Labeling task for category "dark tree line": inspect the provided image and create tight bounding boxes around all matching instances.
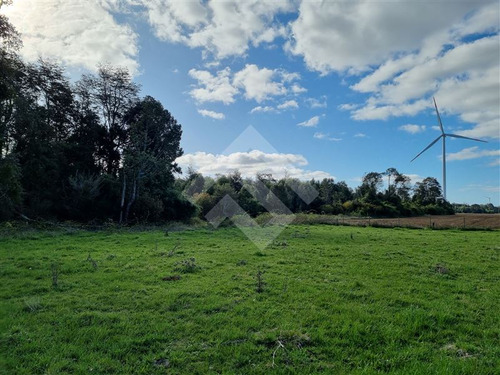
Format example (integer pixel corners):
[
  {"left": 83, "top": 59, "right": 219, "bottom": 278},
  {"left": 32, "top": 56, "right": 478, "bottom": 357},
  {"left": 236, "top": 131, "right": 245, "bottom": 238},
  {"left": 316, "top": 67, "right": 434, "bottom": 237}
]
[
  {"left": 0, "top": 12, "right": 193, "bottom": 223},
  {"left": 453, "top": 203, "right": 498, "bottom": 214},
  {"left": 178, "top": 168, "right": 454, "bottom": 220}
]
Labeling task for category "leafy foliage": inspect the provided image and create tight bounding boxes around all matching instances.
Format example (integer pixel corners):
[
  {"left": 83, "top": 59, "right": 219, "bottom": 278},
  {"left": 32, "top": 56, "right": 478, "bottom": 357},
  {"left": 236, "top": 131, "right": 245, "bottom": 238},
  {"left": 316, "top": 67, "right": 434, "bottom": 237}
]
[{"left": 0, "top": 13, "right": 190, "bottom": 223}]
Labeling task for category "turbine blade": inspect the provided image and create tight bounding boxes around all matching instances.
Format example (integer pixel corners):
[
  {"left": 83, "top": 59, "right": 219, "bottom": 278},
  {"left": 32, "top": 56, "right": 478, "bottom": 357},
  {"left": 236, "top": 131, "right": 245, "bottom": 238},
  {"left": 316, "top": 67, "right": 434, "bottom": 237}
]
[
  {"left": 411, "top": 135, "right": 443, "bottom": 162},
  {"left": 433, "top": 97, "right": 444, "bottom": 135},
  {"left": 445, "top": 133, "right": 487, "bottom": 143}
]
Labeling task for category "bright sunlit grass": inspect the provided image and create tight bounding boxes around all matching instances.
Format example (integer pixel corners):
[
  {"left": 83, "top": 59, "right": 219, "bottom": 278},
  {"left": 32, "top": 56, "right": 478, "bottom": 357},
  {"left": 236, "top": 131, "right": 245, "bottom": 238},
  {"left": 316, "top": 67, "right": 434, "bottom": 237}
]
[{"left": 1, "top": 225, "right": 499, "bottom": 374}]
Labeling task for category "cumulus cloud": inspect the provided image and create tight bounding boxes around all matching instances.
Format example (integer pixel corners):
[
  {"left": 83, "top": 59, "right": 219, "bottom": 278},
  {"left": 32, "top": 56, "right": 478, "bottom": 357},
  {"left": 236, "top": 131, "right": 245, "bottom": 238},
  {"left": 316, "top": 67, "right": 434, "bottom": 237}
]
[
  {"left": 188, "top": 68, "right": 238, "bottom": 104},
  {"left": 176, "top": 150, "right": 333, "bottom": 180},
  {"left": 197, "top": 109, "right": 225, "bottom": 120},
  {"left": 446, "top": 146, "right": 500, "bottom": 162},
  {"left": 297, "top": 115, "right": 320, "bottom": 127},
  {"left": 288, "top": 1, "right": 481, "bottom": 74},
  {"left": 142, "top": 0, "right": 294, "bottom": 59},
  {"left": 189, "top": 64, "right": 303, "bottom": 105},
  {"left": 399, "top": 124, "right": 426, "bottom": 134},
  {"left": 283, "top": 1, "right": 499, "bottom": 139},
  {"left": 291, "top": 84, "right": 307, "bottom": 94},
  {"left": 233, "top": 64, "right": 297, "bottom": 102},
  {"left": 277, "top": 100, "right": 298, "bottom": 110},
  {"left": 2, "top": 0, "right": 139, "bottom": 74},
  {"left": 339, "top": 2, "right": 499, "bottom": 139}
]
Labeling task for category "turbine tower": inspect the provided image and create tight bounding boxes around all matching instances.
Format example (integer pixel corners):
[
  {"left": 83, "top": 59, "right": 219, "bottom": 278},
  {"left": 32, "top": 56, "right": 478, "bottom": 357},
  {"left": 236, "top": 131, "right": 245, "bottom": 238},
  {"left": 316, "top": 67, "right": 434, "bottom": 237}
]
[{"left": 411, "top": 97, "right": 487, "bottom": 200}]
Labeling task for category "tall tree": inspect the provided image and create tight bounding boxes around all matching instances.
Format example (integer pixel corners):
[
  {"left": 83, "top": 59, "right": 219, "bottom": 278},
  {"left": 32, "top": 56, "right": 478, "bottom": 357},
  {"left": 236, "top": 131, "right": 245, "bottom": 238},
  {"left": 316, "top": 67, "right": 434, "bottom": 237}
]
[
  {"left": 120, "top": 96, "right": 183, "bottom": 223},
  {"left": 356, "top": 172, "right": 383, "bottom": 203},
  {"left": 76, "top": 65, "right": 139, "bottom": 176},
  {"left": 0, "top": 4, "right": 23, "bottom": 156},
  {"left": 24, "top": 59, "right": 74, "bottom": 141},
  {"left": 384, "top": 167, "right": 398, "bottom": 196},
  {"left": 413, "top": 177, "right": 442, "bottom": 205},
  {"left": 394, "top": 173, "right": 411, "bottom": 201}
]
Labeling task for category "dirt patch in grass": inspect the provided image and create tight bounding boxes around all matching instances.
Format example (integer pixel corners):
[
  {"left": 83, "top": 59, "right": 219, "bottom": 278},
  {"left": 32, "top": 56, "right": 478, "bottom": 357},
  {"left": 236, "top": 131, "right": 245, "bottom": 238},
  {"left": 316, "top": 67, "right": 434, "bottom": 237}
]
[{"left": 162, "top": 275, "right": 181, "bottom": 281}]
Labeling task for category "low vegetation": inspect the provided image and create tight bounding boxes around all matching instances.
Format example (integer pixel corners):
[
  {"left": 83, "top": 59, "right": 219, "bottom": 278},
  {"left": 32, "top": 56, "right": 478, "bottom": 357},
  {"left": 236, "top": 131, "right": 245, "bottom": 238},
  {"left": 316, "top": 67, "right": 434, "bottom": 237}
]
[{"left": 1, "top": 225, "right": 498, "bottom": 373}]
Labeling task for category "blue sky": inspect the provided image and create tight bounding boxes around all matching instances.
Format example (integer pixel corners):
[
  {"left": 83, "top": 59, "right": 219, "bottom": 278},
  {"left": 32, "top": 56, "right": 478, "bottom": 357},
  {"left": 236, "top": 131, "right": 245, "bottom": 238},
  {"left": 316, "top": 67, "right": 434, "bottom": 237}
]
[{"left": 3, "top": 0, "right": 499, "bottom": 204}]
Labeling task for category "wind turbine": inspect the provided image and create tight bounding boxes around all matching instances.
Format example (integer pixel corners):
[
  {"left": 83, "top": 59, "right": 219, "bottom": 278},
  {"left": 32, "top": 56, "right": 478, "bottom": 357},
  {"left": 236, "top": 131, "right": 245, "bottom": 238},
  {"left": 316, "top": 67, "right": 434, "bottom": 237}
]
[{"left": 410, "top": 97, "right": 487, "bottom": 200}]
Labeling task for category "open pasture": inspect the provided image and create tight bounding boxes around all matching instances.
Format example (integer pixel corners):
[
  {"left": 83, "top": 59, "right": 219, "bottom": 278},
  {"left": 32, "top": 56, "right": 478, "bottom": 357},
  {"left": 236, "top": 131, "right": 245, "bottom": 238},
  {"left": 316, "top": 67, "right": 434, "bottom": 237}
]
[{"left": 1, "top": 225, "right": 499, "bottom": 374}]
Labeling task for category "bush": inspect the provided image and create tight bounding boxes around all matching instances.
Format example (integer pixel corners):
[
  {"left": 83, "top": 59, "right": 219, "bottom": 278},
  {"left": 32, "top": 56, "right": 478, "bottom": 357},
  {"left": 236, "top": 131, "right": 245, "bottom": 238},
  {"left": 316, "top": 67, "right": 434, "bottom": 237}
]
[
  {"left": 195, "top": 192, "right": 214, "bottom": 218},
  {"left": 131, "top": 194, "right": 164, "bottom": 223},
  {"left": 162, "top": 190, "right": 197, "bottom": 222},
  {"left": 0, "top": 156, "right": 22, "bottom": 220}
]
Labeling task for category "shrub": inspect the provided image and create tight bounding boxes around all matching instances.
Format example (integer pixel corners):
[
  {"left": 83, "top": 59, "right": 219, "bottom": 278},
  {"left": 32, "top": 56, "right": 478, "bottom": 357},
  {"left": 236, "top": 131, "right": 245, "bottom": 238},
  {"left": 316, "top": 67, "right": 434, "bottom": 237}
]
[{"left": 174, "top": 258, "right": 200, "bottom": 273}]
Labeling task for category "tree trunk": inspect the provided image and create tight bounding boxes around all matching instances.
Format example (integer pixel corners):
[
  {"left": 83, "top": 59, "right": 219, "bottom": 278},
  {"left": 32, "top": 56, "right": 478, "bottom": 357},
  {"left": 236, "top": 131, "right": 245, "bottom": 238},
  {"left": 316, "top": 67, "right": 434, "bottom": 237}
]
[
  {"left": 124, "top": 177, "right": 137, "bottom": 223},
  {"left": 119, "top": 174, "right": 126, "bottom": 224}
]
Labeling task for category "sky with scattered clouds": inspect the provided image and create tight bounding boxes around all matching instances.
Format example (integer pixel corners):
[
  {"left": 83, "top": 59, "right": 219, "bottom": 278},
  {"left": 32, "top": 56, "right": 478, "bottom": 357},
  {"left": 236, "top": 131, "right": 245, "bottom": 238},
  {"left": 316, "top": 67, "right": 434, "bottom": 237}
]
[{"left": 2, "top": 0, "right": 499, "bottom": 204}]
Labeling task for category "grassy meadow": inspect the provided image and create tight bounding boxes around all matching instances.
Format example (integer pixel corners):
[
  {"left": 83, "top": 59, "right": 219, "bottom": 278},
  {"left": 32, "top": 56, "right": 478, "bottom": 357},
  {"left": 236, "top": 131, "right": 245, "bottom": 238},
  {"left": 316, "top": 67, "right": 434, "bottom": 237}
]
[{"left": 0, "top": 224, "right": 499, "bottom": 374}]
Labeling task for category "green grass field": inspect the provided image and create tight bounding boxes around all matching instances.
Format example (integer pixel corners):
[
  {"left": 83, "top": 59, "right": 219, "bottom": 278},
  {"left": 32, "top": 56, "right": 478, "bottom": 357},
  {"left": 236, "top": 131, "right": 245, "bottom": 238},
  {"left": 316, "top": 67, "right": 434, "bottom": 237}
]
[{"left": 1, "top": 225, "right": 499, "bottom": 374}]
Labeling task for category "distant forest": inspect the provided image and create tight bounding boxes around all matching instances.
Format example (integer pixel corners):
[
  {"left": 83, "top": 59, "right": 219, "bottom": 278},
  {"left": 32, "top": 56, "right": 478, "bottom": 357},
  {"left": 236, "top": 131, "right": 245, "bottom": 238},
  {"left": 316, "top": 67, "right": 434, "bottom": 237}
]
[{"left": 1, "top": 13, "right": 496, "bottom": 224}]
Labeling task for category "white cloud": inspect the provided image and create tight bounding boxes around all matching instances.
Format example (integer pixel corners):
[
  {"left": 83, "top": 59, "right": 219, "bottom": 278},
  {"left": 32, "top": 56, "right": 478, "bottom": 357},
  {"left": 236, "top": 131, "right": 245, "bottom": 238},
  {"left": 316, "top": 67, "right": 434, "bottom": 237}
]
[
  {"left": 446, "top": 146, "right": 500, "bottom": 162},
  {"left": 142, "top": 0, "right": 295, "bottom": 59},
  {"left": 176, "top": 150, "right": 332, "bottom": 180},
  {"left": 405, "top": 174, "right": 425, "bottom": 184},
  {"left": 249, "top": 99, "right": 298, "bottom": 114},
  {"left": 284, "top": 1, "right": 499, "bottom": 139},
  {"left": 352, "top": 99, "right": 430, "bottom": 121},
  {"left": 338, "top": 103, "right": 357, "bottom": 111},
  {"left": 358, "top": 36, "right": 499, "bottom": 106},
  {"left": 288, "top": 1, "right": 481, "bottom": 74},
  {"left": 339, "top": 2, "right": 499, "bottom": 139},
  {"left": 197, "top": 109, "right": 225, "bottom": 120},
  {"left": 291, "top": 84, "right": 307, "bottom": 94},
  {"left": 277, "top": 100, "right": 298, "bottom": 110},
  {"left": 189, "top": 64, "right": 303, "bottom": 105},
  {"left": 313, "top": 132, "right": 341, "bottom": 141},
  {"left": 233, "top": 64, "right": 296, "bottom": 103},
  {"left": 313, "top": 132, "right": 327, "bottom": 139},
  {"left": 188, "top": 68, "right": 238, "bottom": 104},
  {"left": 399, "top": 124, "right": 426, "bottom": 134},
  {"left": 297, "top": 115, "right": 320, "bottom": 127},
  {"left": 306, "top": 96, "right": 327, "bottom": 109},
  {"left": 354, "top": 133, "right": 366, "bottom": 138},
  {"left": 250, "top": 106, "right": 276, "bottom": 114},
  {"left": 2, "top": 0, "right": 139, "bottom": 74}
]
